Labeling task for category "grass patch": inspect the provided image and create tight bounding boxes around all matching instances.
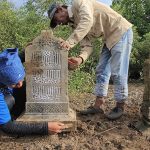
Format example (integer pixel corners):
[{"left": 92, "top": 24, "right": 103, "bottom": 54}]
[{"left": 68, "top": 69, "right": 95, "bottom": 94}]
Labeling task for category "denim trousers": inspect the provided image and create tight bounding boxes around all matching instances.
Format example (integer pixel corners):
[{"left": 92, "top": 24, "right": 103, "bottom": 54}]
[{"left": 94, "top": 28, "right": 133, "bottom": 102}]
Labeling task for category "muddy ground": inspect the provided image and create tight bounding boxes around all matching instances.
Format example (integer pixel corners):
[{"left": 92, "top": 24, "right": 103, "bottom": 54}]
[{"left": 0, "top": 83, "right": 150, "bottom": 150}]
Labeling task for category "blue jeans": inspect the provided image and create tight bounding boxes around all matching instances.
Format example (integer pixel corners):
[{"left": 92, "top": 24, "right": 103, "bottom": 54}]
[{"left": 94, "top": 28, "right": 133, "bottom": 102}]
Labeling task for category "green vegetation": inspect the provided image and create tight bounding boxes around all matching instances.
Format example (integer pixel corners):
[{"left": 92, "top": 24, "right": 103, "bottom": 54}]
[
  {"left": 112, "top": 0, "right": 150, "bottom": 79},
  {"left": 0, "top": 0, "right": 149, "bottom": 93}
]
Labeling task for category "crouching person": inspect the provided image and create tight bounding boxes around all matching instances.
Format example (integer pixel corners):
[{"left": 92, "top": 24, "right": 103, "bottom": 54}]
[{"left": 0, "top": 48, "right": 66, "bottom": 136}]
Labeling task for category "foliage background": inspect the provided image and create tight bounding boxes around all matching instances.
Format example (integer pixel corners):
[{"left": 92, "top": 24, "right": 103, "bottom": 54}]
[{"left": 0, "top": 0, "right": 149, "bottom": 93}]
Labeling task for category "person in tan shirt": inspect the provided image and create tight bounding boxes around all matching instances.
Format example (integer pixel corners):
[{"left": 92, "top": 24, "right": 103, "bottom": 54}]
[{"left": 48, "top": 0, "right": 133, "bottom": 120}]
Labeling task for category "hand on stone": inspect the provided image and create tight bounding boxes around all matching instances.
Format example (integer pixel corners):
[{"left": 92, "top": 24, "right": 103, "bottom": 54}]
[
  {"left": 68, "top": 57, "right": 83, "bottom": 70},
  {"left": 59, "top": 40, "right": 71, "bottom": 51},
  {"left": 25, "top": 42, "right": 32, "bottom": 47},
  {"left": 48, "top": 122, "right": 66, "bottom": 134}
]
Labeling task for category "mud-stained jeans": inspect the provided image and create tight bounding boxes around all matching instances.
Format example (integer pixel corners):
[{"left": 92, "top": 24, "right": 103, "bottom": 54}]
[{"left": 94, "top": 28, "right": 133, "bottom": 102}]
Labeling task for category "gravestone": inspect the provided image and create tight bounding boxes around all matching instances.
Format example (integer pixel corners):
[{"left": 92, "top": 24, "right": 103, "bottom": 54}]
[
  {"left": 18, "top": 30, "right": 76, "bottom": 130},
  {"left": 135, "top": 54, "right": 150, "bottom": 136},
  {"left": 140, "top": 55, "right": 150, "bottom": 124}
]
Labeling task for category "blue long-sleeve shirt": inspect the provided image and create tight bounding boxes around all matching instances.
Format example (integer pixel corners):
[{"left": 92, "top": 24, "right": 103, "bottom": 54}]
[
  {"left": 0, "top": 83, "right": 48, "bottom": 136},
  {"left": 0, "top": 50, "right": 48, "bottom": 136},
  {"left": 0, "top": 50, "right": 25, "bottom": 125},
  {"left": 0, "top": 85, "right": 12, "bottom": 125},
  {"left": 0, "top": 49, "right": 25, "bottom": 125}
]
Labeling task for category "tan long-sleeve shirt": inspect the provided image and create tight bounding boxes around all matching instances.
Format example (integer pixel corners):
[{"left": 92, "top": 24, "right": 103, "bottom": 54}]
[{"left": 66, "top": 0, "right": 132, "bottom": 61}]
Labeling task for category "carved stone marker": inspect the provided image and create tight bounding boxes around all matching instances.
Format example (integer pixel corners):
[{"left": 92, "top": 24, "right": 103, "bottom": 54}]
[
  {"left": 18, "top": 30, "right": 76, "bottom": 130},
  {"left": 140, "top": 55, "right": 150, "bottom": 124},
  {"left": 135, "top": 54, "right": 150, "bottom": 136}
]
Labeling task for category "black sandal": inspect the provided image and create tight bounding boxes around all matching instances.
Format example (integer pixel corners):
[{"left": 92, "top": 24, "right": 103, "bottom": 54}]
[{"left": 79, "top": 106, "right": 104, "bottom": 115}]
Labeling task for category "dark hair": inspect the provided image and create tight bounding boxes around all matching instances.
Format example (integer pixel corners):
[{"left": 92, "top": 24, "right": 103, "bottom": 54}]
[
  {"left": 55, "top": 5, "right": 68, "bottom": 13},
  {"left": 50, "top": 4, "right": 68, "bottom": 28},
  {"left": 62, "top": 5, "right": 68, "bottom": 9}
]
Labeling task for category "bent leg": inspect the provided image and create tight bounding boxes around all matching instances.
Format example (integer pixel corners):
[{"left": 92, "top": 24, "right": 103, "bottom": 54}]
[
  {"left": 4, "top": 94, "right": 15, "bottom": 111},
  {"left": 11, "top": 82, "right": 26, "bottom": 118},
  {"left": 106, "top": 28, "right": 133, "bottom": 120},
  {"left": 80, "top": 45, "right": 111, "bottom": 115},
  {"left": 94, "top": 45, "right": 111, "bottom": 97},
  {"left": 110, "top": 28, "right": 133, "bottom": 102}
]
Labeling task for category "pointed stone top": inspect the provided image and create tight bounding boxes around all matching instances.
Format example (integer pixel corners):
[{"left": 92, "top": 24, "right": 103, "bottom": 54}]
[{"left": 30, "top": 30, "right": 60, "bottom": 48}]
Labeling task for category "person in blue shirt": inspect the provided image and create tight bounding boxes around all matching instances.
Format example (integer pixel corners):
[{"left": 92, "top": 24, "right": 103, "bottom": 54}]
[{"left": 0, "top": 48, "right": 66, "bottom": 136}]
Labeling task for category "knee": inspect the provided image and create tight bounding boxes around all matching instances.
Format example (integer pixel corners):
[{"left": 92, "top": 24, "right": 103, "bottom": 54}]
[
  {"left": 4, "top": 94, "right": 15, "bottom": 111},
  {"left": 96, "top": 74, "right": 110, "bottom": 84}
]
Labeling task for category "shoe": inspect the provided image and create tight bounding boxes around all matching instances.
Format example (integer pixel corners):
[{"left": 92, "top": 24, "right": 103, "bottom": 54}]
[
  {"left": 79, "top": 106, "right": 104, "bottom": 115},
  {"left": 106, "top": 107, "right": 124, "bottom": 120}
]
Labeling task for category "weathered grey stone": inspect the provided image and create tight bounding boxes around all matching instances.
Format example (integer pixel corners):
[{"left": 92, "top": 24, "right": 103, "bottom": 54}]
[
  {"left": 135, "top": 54, "right": 150, "bottom": 136},
  {"left": 17, "top": 30, "right": 76, "bottom": 131},
  {"left": 140, "top": 58, "right": 150, "bottom": 121}
]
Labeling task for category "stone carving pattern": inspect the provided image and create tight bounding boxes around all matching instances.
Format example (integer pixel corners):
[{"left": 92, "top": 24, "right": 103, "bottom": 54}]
[
  {"left": 26, "top": 103, "right": 68, "bottom": 114},
  {"left": 31, "top": 50, "right": 61, "bottom": 68},
  {"left": 32, "top": 85, "right": 61, "bottom": 100},
  {"left": 32, "top": 70, "right": 61, "bottom": 84},
  {"left": 25, "top": 31, "right": 69, "bottom": 114}
]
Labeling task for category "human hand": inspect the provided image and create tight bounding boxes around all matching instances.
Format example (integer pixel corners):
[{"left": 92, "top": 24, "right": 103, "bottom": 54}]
[
  {"left": 48, "top": 122, "right": 67, "bottom": 134},
  {"left": 68, "top": 57, "right": 83, "bottom": 70},
  {"left": 59, "top": 40, "right": 71, "bottom": 51},
  {"left": 25, "top": 42, "right": 32, "bottom": 47}
]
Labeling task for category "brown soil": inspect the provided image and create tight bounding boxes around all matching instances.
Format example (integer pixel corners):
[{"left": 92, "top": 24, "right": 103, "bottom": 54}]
[{"left": 0, "top": 83, "right": 150, "bottom": 150}]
